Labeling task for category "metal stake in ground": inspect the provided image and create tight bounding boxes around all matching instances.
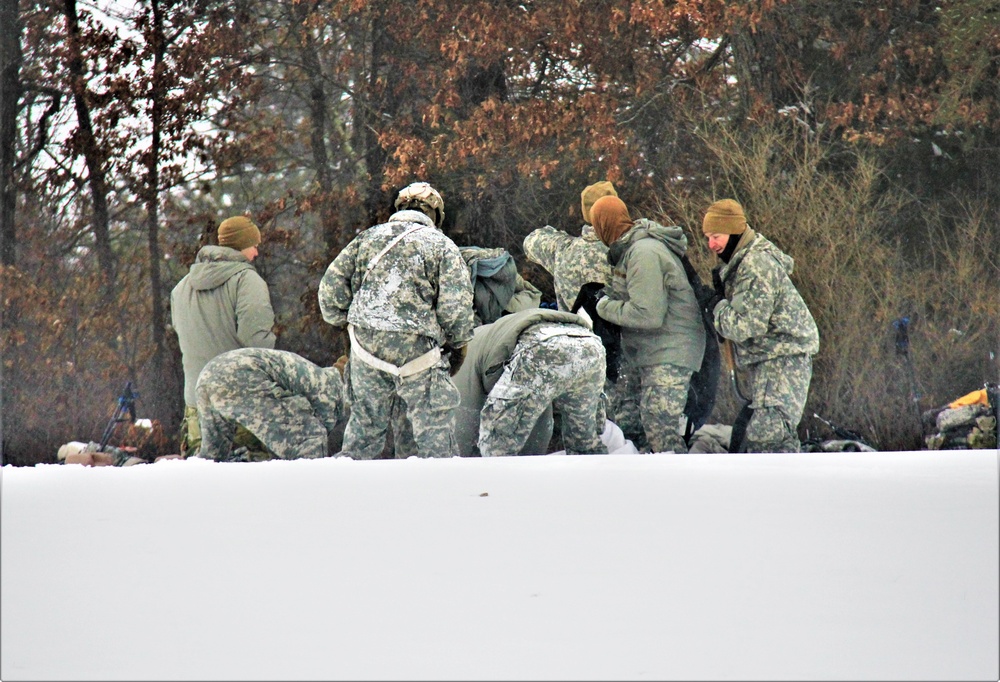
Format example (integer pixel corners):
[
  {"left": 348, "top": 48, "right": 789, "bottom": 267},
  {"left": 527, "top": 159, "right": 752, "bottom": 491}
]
[{"left": 892, "top": 316, "right": 924, "bottom": 428}]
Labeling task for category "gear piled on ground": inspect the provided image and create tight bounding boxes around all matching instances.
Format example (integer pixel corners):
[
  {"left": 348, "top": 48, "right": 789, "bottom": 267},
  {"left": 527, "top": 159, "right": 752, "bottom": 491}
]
[{"left": 922, "top": 384, "right": 998, "bottom": 450}]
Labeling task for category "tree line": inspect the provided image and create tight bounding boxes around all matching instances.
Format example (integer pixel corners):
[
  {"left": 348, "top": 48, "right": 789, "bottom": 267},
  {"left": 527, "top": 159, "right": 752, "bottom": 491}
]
[{"left": 1, "top": 0, "right": 997, "bottom": 463}]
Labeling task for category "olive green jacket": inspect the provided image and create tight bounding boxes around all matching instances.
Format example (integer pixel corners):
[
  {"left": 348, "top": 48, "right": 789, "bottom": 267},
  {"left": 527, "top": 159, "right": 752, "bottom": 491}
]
[
  {"left": 596, "top": 220, "right": 706, "bottom": 371},
  {"left": 171, "top": 246, "right": 276, "bottom": 405}
]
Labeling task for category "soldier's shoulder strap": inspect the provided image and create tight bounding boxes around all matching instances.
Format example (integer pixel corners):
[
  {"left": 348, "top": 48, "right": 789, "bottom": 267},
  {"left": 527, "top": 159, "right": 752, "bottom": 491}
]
[{"left": 362, "top": 224, "right": 427, "bottom": 284}]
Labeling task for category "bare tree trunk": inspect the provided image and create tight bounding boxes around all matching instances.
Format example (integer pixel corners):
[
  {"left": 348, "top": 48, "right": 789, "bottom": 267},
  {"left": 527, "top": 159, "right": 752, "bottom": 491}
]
[
  {"left": 63, "top": 0, "right": 116, "bottom": 290},
  {"left": 142, "top": 0, "right": 169, "bottom": 418},
  {"left": 352, "top": 11, "right": 393, "bottom": 229},
  {"left": 0, "top": 0, "right": 23, "bottom": 463},
  {"left": 1, "top": 0, "right": 21, "bottom": 267},
  {"left": 291, "top": 1, "right": 337, "bottom": 251}
]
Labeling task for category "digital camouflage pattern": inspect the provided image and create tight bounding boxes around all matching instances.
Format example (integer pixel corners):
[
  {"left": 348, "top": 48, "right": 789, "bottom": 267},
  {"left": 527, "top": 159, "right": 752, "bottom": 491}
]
[
  {"left": 478, "top": 322, "right": 607, "bottom": 457},
  {"left": 318, "top": 210, "right": 474, "bottom": 347},
  {"left": 523, "top": 225, "right": 611, "bottom": 312},
  {"left": 341, "top": 329, "right": 460, "bottom": 459},
  {"left": 714, "top": 233, "right": 819, "bottom": 365},
  {"left": 740, "top": 354, "right": 812, "bottom": 453},
  {"left": 713, "top": 233, "right": 819, "bottom": 453},
  {"left": 317, "top": 209, "right": 474, "bottom": 459},
  {"left": 196, "top": 348, "right": 344, "bottom": 461},
  {"left": 613, "top": 361, "right": 693, "bottom": 453}
]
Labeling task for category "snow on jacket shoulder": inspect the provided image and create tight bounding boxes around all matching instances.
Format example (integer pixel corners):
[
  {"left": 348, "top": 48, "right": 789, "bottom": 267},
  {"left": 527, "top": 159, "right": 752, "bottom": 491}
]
[
  {"left": 715, "top": 233, "right": 820, "bottom": 366},
  {"left": 170, "top": 245, "right": 276, "bottom": 405},
  {"left": 318, "top": 210, "right": 474, "bottom": 348},
  {"left": 596, "top": 220, "right": 705, "bottom": 372}
]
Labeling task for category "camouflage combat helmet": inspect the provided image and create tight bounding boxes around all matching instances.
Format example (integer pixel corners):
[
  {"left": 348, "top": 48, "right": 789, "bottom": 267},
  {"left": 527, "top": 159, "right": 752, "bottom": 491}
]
[{"left": 395, "top": 182, "right": 445, "bottom": 227}]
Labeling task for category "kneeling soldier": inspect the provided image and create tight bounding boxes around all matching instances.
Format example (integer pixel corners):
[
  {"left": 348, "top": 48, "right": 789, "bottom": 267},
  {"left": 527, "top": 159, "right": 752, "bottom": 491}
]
[
  {"left": 453, "top": 308, "right": 608, "bottom": 457},
  {"left": 196, "top": 348, "right": 345, "bottom": 462}
]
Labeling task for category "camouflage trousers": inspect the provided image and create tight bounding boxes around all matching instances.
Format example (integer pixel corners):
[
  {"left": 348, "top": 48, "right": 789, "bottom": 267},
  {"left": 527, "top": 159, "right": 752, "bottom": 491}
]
[
  {"left": 615, "top": 361, "right": 692, "bottom": 453},
  {"left": 196, "top": 349, "right": 343, "bottom": 462},
  {"left": 743, "top": 353, "right": 812, "bottom": 453},
  {"left": 479, "top": 329, "right": 607, "bottom": 457},
  {"left": 179, "top": 404, "right": 202, "bottom": 457},
  {"left": 342, "top": 330, "right": 460, "bottom": 460},
  {"left": 181, "top": 404, "right": 265, "bottom": 459}
]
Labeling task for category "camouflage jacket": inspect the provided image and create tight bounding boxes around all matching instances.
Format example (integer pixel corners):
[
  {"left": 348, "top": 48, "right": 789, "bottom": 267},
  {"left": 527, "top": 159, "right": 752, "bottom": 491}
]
[
  {"left": 596, "top": 219, "right": 706, "bottom": 372},
  {"left": 318, "top": 210, "right": 475, "bottom": 349},
  {"left": 452, "top": 308, "right": 594, "bottom": 456},
  {"left": 715, "top": 233, "right": 820, "bottom": 366},
  {"left": 523, "top": 224, "right": 611, "bottom": 311},
  {"left": 198, "top": 348, "right": 343, "bottom": 433},
  {"left": 170, "top": 245, "right": 276, "bottom": 406}
]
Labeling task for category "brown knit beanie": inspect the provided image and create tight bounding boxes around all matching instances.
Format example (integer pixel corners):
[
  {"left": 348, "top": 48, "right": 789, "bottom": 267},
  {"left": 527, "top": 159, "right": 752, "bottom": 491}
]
[
  {"left": 218, "top": 216, "right": 261, "bottom": 251},
  {"left": 702, "top": 199, "right": 747, "bottom": 235},
  {"left": 581, "top": 181, "right": 618, "bottom": 224},
  {"left": 590, "top": 195, "right": 633, "bottom": 246}
]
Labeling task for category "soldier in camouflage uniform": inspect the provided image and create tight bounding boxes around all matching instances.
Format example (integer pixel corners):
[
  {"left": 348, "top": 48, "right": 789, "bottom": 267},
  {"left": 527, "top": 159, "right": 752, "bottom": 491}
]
[
  {"left": 318, "top": 182, "right": 475, "bottom": 459},
  {"left": 452, "top": 308, "right": 607, "bottom": 457},
  {"left": 390, "top": 245, "right": 543, "bottom": 458},
  {"left": 523, "top": 181, "right": 627, "bottom": 431},
  {"left": 695, "top": 199, "right": 820, "bottom": 453},
  {"left": 590, "top": 196, "right": 707, "bottom": 454},
  {"left": 522, "top": 180, "right": 617, "bottom": 312},
  {"left": 196, "top": 348, "right": 345, "bottom": 462}
]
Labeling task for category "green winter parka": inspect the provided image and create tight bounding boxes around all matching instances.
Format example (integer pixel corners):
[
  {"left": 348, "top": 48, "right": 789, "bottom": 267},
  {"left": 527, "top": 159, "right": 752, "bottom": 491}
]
[
  {"left": 596, "top": 219, "right": 706, "bottom": 371},
  {"left": 171, "top": 245, "right": 276, "bottom": 405}
]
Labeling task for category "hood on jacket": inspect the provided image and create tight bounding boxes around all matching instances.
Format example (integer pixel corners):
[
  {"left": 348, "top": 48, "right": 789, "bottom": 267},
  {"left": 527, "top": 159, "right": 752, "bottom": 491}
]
[
  {"left": 186, "top": 245, "right": 256, "bottom": 291},
  {"left": 609, "top": 219, "right": 688, "bottom": 265}
]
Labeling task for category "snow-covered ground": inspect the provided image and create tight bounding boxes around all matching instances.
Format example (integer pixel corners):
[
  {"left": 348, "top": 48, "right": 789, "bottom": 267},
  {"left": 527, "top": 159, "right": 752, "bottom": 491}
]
[{"left": 2, "top": 449, "right": 997, "bottom": 681}]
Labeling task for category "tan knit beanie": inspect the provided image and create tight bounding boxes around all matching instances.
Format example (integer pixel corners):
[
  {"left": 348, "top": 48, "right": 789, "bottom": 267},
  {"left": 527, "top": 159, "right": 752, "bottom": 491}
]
[
  {"left": 702, "top": 199, "right": 747, "bottom": 235},
  {"left": 581, "top": 181, "right": 618, "bottom": 224},
  {"left": 218, "top": 216, "right": 261, "bottom": 251}
]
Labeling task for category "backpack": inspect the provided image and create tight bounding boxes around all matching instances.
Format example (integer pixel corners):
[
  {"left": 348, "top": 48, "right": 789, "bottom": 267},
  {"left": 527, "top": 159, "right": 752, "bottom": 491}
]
[
  {"left": 679, "top": 255, "right": 722, "bottom": 443},
  {"left": 461, "top": 247, "right": 518, "bottom": 325}
]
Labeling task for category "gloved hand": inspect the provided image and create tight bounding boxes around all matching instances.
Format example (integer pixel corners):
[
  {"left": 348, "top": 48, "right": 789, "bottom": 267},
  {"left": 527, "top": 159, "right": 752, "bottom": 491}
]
[
  {"left": 572, "top": 282, "right": 607, "bottom": 316},
  {"left": 694, "top": 282, "right": 724, "bottom": 314},
  {"left": 444, "top": 343, "right": 467, "bottom": 376},
  {"left": 711, "top": 266, "right": 725, "bottom": 296}
]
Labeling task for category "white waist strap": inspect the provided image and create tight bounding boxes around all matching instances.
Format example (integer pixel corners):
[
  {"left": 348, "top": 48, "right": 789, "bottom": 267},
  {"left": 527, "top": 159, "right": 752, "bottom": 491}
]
[{"left": 348, "top": 324, "right": 442, "bottom": 378}]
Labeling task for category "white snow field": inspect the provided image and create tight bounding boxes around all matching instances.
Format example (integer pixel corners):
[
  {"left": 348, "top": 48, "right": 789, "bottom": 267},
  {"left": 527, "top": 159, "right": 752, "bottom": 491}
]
[{"left": 2, "top": 449, "right": 998, "bottom": 681}]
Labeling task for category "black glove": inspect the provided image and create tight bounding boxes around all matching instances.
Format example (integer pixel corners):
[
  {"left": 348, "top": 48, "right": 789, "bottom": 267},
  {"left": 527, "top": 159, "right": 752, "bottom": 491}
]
[
  {"left": 573, "top": 282, "right": 622, "bottom": 383},
  {"left": 711, "top": 266, "right": 725, "bottom": 296},
  {"left": 694, "top": 282, "right": 724, "bottom": 314},
  {"left": 572, "top": 282, "right": 607, "bottom": 314},
  {"left": 444, "top": 343, "right": 467, "bottom": 377}
]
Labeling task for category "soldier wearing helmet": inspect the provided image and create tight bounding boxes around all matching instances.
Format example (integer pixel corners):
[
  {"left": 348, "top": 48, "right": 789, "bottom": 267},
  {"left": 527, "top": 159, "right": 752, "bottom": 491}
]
[
  {"left": 318, "top": 181, "right": 475, "bottom": 459},
  {"left": 394, "top": 181, "right": 445, "bottom": 228}
]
